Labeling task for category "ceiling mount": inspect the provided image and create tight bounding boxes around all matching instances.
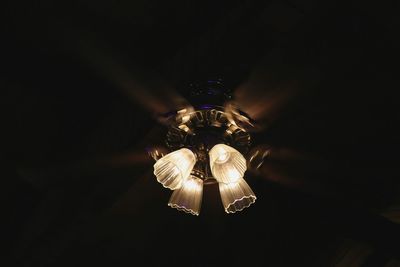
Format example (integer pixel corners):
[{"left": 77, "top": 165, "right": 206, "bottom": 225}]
[
  {"left": 187, "top": 78, "right": 233, "bottom": 107},
  {"left": 166, "top": 108, "right": 251, "bottom": 153}
]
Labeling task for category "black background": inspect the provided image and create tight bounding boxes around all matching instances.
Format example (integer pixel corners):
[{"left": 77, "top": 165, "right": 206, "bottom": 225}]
[{"left": 3, "top": 1, "right": 400, "bottom": 266}]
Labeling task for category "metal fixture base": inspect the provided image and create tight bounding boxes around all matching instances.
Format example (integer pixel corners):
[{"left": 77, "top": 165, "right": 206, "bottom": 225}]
[{"left": 165, "top": 107, "right": 251, "bottom": 182}]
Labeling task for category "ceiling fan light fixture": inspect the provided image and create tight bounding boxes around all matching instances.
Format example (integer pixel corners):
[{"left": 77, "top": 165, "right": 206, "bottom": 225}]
[
  {"left": 153, "top": 148, "right": 196, "bottom": 190},
  {"left": 150, "top": 80, "right": 257, "bottom": 215},
  {"left": 168, "top": 175, "right": 203, "bottom": 216},
  {"left": 209, "top": 144, "right": 247, "bottom": 184},
  {"left": 219, "top": 178, "right": 256, "bottom": 214}
]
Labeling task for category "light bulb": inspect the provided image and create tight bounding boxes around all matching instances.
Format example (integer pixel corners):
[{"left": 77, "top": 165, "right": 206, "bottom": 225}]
[
  {"left": 153, "top": 148, "right": 196, "bottom": 190},
  {"left": 209, "top": 144, "right": 247, "bottom": 184},
  {"left": 219, "top": 178, "right": 256, "bottom": 213},
  {"left": 168, "top": 175, "right": 203, "bottom": 216}
]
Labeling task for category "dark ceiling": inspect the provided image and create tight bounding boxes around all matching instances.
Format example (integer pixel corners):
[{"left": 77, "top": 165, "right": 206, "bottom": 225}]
[{"left": 3, "top": 0, "right": 400, "bottom": 266}]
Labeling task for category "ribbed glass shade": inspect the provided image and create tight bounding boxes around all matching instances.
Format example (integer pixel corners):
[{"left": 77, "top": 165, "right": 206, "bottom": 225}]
[
  {"left": 209, "top": 144, "right": 247, "bottom": 184},
  {"left": 168, "top": 175, "right": 203, "bottom": 216},
  {"left": 219, "top": 178, "right": 256, "bottom": 213},
  {"left": 153, "top": 148, "right": 196, "bottom": 190}
]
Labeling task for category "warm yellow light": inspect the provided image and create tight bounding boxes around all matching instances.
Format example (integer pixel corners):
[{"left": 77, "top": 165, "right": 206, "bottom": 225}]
[
  {"left": 209, "top": 144, "right": 247, "bottom": 184},
  {"left": 181, "top": 115, "right": 191, "bottom": 123},
  {"left": 153, "top": 148, "right": 196, "bottom": 190},
  {"left": 219, "top": 178, "right": 256, "bottom": 213},
  {"left": 217, "top": 151, "right": 229, "bottom": 163},
  {"left": 168, "top": 175, "right": 203, "bottom": 216},
  {"left": 226, "top": 168, "right": 241, "bottom": 181},
  {"left": 178, "top": 124, "right": 190, "bottom": 132}
]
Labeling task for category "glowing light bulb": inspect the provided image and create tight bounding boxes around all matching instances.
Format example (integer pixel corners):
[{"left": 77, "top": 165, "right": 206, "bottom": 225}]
[
  {"left": 153, "top": 148, "right": 196, "bottom": 190},
  {"left": 168, "top": 175, "right": 203, "bottom": 216},
  {"left": 217, "top": 151, "right": 229, "bottom": 163},
  {"left": 209, "top": 144, "right": 247, "bottom": 184},
  {"left": 219, "top": 178, "right": 256, "bottom": 213}
]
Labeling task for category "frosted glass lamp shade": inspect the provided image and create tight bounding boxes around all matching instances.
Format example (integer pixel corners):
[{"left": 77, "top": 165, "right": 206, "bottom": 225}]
[
  {"left": 209, "top": 144, "right": 247, "bottom": 184},
  {"left": 153, "top": 148, "right": 196, "bottom": 190},
  {"left": 219, "top": 178, "right": 256, "bottom": 213},
  {"left": 168, "top": 175, "right": 203, "bottom": 216}
]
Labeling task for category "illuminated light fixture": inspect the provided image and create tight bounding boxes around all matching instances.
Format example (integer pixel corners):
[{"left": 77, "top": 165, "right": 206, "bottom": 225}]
[
  {"left": 209, "top": 144, "right": 247, "bottom": 184},
  {"left": 168, "top": 175, "right": 203, "bottom": 216},
  {"left": 150, "top": 79, "right": 257, "bottom": 215},
  {"left": 153, "top": 148, "right": 196, "bottom": 190},
  {"left": 219, "top": 178, "right": 256, "bottom": 213}
]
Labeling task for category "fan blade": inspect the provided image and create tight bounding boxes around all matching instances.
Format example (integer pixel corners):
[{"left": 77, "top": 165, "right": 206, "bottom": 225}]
[
  {"left": 248, "top": 145, "right": 323, "bottom": 163},
  {"left": 17, "top": 124, "right": 170, "bottom": 189},
  {"left": 69, "top": 32, "right": 192, "bottom": 118},
  {"left": 108, "top": 170, "right": 165, "bottom": 215},
  {"left": 231, "top": 60, "right": 298, "bottom": 129},
  {"left": 18, "top": 150, "right": 153, "bottom": 189},
  {"left": 247, "top": 145, "right": 335, "bottom": 197},
  {"left": 234, "top": 77, "right": 297, "bottom": 123},
  {"left": 248, "top": 145, "right": 395, "bottom": 207},
  {"left": 230, "top": 43, "right": 320, "bottom": 131},
  {"left": 13, "top": 124, "right": 169, "bottom": 261}
]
